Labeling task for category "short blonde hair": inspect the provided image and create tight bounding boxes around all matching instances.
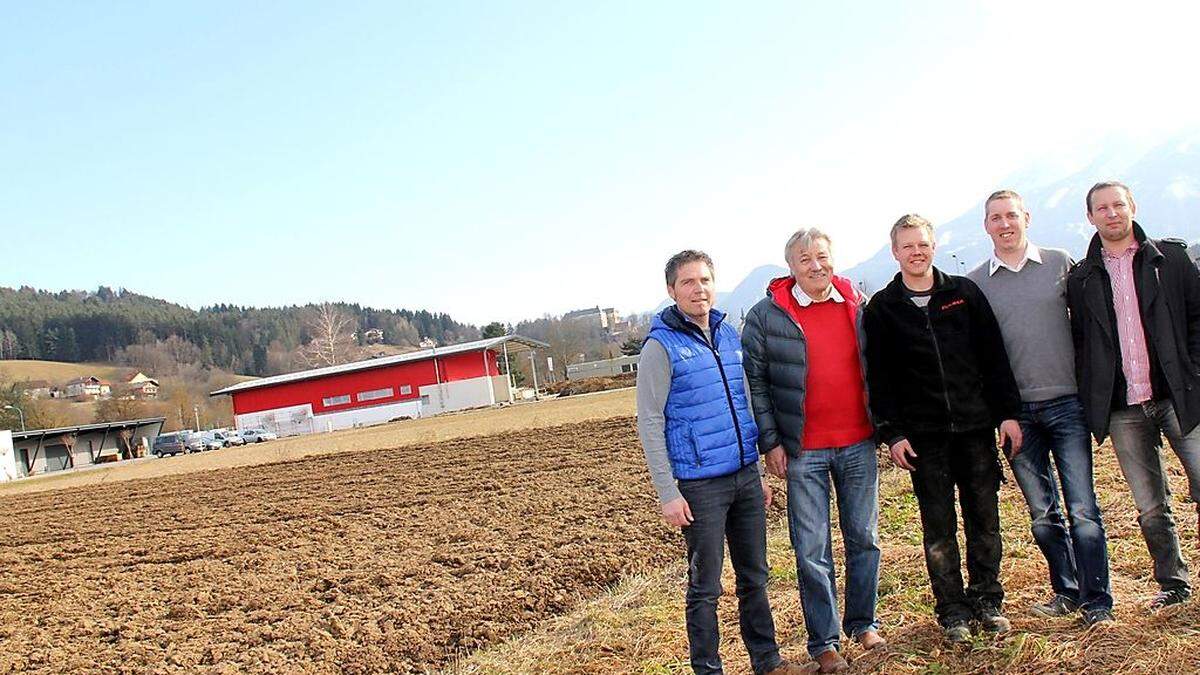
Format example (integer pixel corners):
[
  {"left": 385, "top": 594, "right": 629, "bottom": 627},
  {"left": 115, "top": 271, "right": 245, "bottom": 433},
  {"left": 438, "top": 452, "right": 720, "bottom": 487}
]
[
  {"left": 889, "top": 214, "right": 934, "bottom": 247},
  {"left": 784, "top": 227, "right": 832, "bottom": 264}
]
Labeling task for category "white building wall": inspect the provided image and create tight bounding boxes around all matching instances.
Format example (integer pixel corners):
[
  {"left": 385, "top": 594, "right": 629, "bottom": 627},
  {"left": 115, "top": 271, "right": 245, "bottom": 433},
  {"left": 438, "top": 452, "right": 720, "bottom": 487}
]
[
  {"left": 491, "top": 375, "right": 511, "bottom": 403},
  {"left": 0, "top": 431, "right": 15, "bottom": 483},
  {"left": 418, "top": 376, "right": 495, "bottom": 415},
  {"left": 313, "top": 400, "right": 423, "bottom": 431},
  {"left": 236, "top": 403, "right": 315, "bottom": 438}
]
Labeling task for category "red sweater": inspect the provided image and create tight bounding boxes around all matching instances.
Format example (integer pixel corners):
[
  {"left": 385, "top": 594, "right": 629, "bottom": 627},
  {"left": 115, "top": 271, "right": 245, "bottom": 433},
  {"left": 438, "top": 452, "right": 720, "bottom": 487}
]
[{"left": 772, "top": 279, "right": 873, "bottom": 450}]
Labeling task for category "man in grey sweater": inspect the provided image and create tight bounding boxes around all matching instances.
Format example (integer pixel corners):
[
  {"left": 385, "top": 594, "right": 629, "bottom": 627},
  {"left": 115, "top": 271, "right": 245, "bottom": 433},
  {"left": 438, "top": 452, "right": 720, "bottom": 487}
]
[
  {"left": 966, "top": 189, "right": 1113, "bottom": 626},
  {"left": 636, "top": 249, "right": 802, "bottom": 675}
]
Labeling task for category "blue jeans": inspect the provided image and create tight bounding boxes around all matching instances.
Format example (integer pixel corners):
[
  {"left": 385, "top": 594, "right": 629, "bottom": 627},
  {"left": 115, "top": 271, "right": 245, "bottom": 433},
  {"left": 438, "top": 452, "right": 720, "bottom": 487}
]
[
  {"left": 1010, "top": 395, "right": 1113, "bottom": 610},
  {"left": 786, "top": 440, "right": 880, "bottom": 658},
  {"left": 677, "top": 464, "right": 783, "bottom": 675},
  {"left": 1108, "top": 399, "right": 1200, "bottom": 592}
]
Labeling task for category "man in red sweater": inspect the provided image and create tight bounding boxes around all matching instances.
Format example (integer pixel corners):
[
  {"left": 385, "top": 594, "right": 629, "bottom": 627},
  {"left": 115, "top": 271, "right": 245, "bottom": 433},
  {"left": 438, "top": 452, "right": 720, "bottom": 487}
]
[{"left": 742, "top": 228, "right": 882, "bottom": 674}]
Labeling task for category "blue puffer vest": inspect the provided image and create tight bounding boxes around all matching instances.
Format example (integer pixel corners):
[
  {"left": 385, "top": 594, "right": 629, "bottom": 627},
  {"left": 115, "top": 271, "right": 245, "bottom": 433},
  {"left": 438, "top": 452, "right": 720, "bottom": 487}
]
[{"left": 646, "top": 306, "right": 759, "bottom": 480}]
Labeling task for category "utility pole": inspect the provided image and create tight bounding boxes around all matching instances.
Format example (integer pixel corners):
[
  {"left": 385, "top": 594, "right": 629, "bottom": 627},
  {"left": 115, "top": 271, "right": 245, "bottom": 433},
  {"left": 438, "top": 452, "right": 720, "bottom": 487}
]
[
  {"left": 529, "top": 350, "right": 540, "bottom": 400},
  {"left": 193, "top": 405, "right": 201, "bottom": 431},
  {"left": 501, "top": 339, "right": 514, "bottom": 403}
]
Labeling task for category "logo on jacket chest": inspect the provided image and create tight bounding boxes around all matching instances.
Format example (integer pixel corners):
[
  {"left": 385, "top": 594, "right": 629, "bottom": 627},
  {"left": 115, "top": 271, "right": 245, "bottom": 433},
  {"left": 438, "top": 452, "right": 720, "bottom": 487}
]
[
  {"left": 676, "top": 346, "right": 740, "bottom": 361},
  {"left": 940, "top": 298, "right": 966, "bottom": 312}
]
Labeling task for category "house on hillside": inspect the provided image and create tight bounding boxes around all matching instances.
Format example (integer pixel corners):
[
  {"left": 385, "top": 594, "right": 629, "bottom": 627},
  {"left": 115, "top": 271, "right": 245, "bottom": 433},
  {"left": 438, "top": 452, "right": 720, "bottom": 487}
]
[
  {"left": 122, "top": 372, "right": 160, "bottom": 400},
  {"left": 564, "top": 306, "right": 622, "bottom": 334},
  {"left": 17, "top": 380, "right": 52, "bottom": 399},
  {"left": 363, "top": 328, "right": 385, "bottom": 344},
  {"left": 64, "top": 376, "right": 112, "bottom": 401}
]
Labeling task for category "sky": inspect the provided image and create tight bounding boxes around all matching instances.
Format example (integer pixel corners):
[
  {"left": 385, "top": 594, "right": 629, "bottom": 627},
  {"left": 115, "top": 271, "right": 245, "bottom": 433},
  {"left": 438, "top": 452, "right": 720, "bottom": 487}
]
[{"left": 3, "top": 1, "right": 1199, "bottom": 325}]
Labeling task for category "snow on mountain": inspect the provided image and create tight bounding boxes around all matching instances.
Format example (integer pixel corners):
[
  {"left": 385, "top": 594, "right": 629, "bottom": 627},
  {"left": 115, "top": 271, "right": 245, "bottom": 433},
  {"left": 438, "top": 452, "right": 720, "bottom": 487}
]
[
  {"left": 648, "top": 132, "right": 1200, "bottom": 319},
  {"left": 842, "top": 132, "right": 1200, "bottom": 291}
]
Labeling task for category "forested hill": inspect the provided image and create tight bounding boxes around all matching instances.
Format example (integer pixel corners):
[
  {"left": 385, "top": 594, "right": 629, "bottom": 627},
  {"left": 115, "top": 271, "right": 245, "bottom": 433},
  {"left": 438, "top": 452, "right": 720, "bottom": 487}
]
[{"left": 0, "top": 286, "right": 479, "bottom": 376}]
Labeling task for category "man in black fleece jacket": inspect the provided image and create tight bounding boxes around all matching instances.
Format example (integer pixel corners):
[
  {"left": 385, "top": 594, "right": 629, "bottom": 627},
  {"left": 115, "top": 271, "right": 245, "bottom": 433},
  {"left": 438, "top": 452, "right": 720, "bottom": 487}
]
[{"left": 863, "top": 214, "right": 1022, "bottom": 642}]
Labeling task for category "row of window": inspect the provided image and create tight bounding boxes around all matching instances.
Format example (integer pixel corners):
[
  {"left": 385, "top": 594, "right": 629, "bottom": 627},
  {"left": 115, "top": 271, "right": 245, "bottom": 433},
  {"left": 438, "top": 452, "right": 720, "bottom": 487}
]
[{"left": 322, "top": 385, "right": 413, "bottom": 408}]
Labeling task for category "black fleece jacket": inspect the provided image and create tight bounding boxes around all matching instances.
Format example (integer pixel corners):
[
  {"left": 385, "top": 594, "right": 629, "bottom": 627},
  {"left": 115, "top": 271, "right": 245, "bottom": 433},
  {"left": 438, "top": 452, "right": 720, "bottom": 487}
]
[{"left": 863, "top": 267, "right": 1021, "bottom": 445}]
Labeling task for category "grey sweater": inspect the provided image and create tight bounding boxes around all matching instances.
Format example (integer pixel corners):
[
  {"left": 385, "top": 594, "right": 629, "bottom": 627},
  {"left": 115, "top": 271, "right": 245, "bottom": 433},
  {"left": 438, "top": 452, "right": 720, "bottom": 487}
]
[
  {"left": 636, "top": 328, "right": 763, "bottom": 505},
  {"left": 966, "top": 246, "right": 1077, "bottom": 402}
]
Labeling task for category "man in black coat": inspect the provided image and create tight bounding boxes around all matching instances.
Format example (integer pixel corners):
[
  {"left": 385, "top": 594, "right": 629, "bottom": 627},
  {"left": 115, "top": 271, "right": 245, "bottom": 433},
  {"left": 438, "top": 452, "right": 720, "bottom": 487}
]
[
  {"left": 864, "top": 214, "right": 1023, "bottom": 642},
  {"left": 1066, "top": 181, "right": 1200, "bottom": 611}
]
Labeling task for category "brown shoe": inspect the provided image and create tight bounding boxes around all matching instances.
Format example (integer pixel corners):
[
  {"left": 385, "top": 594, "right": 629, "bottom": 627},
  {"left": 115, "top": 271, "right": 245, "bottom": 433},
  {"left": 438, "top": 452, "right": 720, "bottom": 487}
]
[
  {"left": 815, "top": 650, "right": 849, "bottom": 673},
  {"left": 856, "top": 630, "right": 887, "bottom": 650},
  {"left": 764, "top": 660, "right": 810, "bottom": 675}
]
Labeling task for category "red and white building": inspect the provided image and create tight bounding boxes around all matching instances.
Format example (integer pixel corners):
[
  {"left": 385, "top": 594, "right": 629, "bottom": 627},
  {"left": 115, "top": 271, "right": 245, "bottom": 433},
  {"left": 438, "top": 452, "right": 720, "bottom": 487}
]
[{"left": 209, "top": 335, "right": 547, "bottom": 437}]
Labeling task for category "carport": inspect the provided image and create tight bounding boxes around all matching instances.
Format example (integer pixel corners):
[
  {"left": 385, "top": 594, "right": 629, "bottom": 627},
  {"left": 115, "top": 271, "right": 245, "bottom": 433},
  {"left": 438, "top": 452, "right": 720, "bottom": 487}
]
[{"left": 6, "top": 418, "right": 166, "bottom": 479}]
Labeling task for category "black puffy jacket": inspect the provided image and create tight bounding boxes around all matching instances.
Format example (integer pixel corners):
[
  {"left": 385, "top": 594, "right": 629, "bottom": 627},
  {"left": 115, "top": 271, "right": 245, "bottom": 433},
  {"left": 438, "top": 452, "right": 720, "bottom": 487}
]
[
  {"left": 1066, "top": 223, "right": 1200, "bottom": 442},
  {"left": 863, "top": 268, "right": 1021, "bottom": 445},
  {"left": 740, "top": 275, "right": 871, "bottom": 456}
]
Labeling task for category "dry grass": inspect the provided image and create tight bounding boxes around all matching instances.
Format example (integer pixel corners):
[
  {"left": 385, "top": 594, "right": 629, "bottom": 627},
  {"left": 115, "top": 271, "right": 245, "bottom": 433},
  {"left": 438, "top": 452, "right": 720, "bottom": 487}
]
[
  {"left": 451, "top": 440, "right": 1200, "bottom": 674},
  {"left": 0, "top": 388, "right": 636, "bottom": 496},
  {"left": 0, "top": 359, "right": 138, "bottom": 384}
]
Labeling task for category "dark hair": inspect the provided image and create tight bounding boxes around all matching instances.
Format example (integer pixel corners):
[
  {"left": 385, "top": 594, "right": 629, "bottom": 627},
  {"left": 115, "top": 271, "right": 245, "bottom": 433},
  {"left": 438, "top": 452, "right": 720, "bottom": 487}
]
[
  {"left": 1086, "top": 181, "right": 1133, "bottom": 213},
  {"left": 664, "top": 250, "right": 714, "bottom": 286}
]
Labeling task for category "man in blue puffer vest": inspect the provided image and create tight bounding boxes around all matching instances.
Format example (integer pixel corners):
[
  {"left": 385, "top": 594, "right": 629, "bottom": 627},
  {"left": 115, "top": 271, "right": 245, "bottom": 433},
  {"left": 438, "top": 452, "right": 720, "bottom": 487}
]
[{"left": 638, "top": 250, "right": 803, "bottom": 675}]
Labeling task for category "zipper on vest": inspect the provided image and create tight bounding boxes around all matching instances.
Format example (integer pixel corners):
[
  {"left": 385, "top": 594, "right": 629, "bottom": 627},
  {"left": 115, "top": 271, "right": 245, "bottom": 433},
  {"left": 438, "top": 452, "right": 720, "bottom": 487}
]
[
  {"left": 705, "top": 335, "right": 747, "bottom": 469},
  {"left": 925, "top": 309, "right": 955, "bottom": 432},
  {"left": 686, "top": 325, "right": 747, "bottom": 470}
]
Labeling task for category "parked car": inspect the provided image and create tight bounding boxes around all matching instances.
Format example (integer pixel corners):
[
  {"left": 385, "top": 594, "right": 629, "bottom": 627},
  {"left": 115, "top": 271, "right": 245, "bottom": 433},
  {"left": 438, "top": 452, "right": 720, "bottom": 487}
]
[
  {"left": 209, "top": 429, "right": 245, "bottom": 447},
  {"left": 239, "top": 428, "right": 278, "bottom": 443},
  {"left": 187, "top": 432, "right": 223, "bottom": 453},
  {"left": 152, "top": 432, "right": 190, "bottom": 457}
]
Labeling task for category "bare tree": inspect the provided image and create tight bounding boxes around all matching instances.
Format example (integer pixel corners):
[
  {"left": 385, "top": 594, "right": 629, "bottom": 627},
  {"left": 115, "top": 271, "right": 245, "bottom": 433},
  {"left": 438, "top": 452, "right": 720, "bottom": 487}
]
[
  {"left": 23, "top": 398, "right": 71, "bottom": 430},
  {"left": 296, "top": 303, "right": 358, "bottom": 368},
  {"left": 542, "top": 317, "right": 591, "bottom": 380},
  {"left": 94, "top": 396, "right": 149, "bottom": 424}
]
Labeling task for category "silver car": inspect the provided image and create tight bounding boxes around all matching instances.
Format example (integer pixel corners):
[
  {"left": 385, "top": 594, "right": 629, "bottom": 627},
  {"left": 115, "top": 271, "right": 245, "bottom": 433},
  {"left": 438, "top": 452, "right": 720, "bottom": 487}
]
[
  {"left": 239, "top": 428, "right": 278, "bottom": 443},
  {"left": 209, "top": 429, "right": 245, "bottom": 447},
  {"left": 188, "top": 432, "right": 223, "bottom": 453}
]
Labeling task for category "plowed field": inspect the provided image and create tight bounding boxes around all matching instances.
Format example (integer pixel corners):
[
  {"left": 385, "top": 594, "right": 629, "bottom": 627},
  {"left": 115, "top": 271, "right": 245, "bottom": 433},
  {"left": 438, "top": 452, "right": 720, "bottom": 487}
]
[{"left": 0, "top": 416, "right": 676, "bottom": 674}]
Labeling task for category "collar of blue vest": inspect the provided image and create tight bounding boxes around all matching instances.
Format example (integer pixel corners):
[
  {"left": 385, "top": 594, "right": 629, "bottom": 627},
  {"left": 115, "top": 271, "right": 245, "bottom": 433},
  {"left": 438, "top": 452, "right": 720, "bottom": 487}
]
[{"left": 656, "top": 305, "right": 727, "bottom": 339}]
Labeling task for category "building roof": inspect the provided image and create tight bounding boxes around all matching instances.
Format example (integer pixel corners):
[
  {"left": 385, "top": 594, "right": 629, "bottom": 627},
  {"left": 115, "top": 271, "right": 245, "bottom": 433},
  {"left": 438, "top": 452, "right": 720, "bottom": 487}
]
[
  {"left": 11, "top": 417, "right": 167, "bottom": 442},
  {"left": 65, "top": 376, "right": 101, "bottom": 386},
  {"left": 566, "top": 354, "right": 640, "bottom": 372},
  {"left": 563, "top": 306, "right": 603, "bottom": 320},
  {"left": 209, "top": 334, "right": 549, "bottom": 397}
]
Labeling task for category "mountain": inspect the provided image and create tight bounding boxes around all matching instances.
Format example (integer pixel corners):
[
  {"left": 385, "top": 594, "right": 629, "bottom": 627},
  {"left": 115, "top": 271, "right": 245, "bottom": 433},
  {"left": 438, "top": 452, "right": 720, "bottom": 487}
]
[
  {"left": 716, "top": 264, "right": 788, "bottom": 321},
  {"left": 652, "top": 264, "right": 789, "bottom": 323},
  {"left": 676, "top": 132, "right": 1200, "bottom": 322},
  {"left": 842, "top": 133, "right": 1200, "bottom": 291}
]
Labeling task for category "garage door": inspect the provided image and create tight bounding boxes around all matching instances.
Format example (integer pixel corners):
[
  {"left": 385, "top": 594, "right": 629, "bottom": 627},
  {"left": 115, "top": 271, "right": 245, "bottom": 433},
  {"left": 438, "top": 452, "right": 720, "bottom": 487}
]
[{"left": 42, "top": 445, "right": 71, "bottom": 473}]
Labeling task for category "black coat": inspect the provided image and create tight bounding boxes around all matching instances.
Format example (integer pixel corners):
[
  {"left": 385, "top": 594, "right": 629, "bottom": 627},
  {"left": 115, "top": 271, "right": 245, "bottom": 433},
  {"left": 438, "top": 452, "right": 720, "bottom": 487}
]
[
  {"left": 863, "top": 268, "right": 1021, "bottom": 445},
  {"left": 1066, "top": 222, "right": 1200, "bottom": 441}
]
